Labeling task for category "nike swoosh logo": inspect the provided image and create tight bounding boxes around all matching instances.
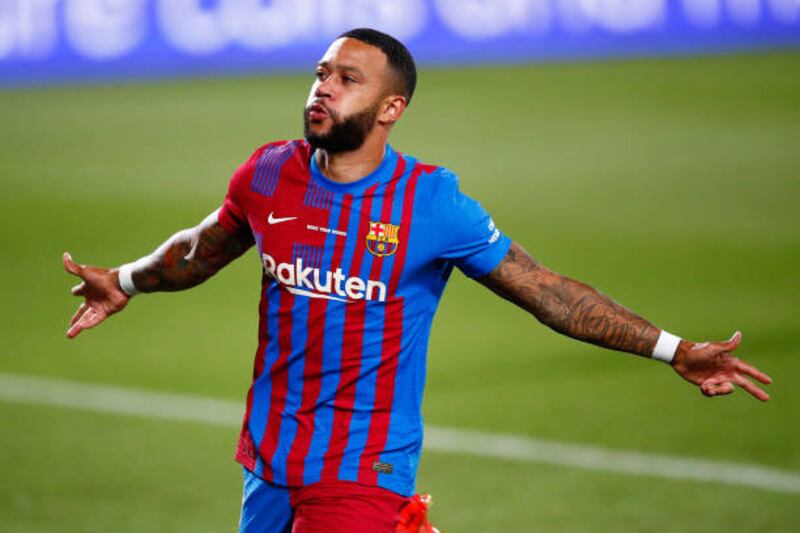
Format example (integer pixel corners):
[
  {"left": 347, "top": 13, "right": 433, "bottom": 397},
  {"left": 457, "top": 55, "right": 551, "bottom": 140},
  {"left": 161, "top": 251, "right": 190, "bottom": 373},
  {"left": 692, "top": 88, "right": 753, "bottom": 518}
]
[{"left": 267, "top": 212, "right": 298, "bottom": 225}]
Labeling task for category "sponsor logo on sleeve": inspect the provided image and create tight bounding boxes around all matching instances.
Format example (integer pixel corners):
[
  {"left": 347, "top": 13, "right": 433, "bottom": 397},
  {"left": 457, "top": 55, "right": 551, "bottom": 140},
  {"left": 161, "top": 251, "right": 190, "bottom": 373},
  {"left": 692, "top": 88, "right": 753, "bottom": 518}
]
[{"left": 488, "top": 218, "right": 500, "bottom": 244}]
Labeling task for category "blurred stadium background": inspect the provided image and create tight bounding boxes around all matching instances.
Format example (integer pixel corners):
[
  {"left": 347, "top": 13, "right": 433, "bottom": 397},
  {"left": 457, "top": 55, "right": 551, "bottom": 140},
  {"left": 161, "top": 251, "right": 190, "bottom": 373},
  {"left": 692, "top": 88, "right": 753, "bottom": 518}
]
[{"left": 1, "top": 1, "right": 799, "bottom": 531}]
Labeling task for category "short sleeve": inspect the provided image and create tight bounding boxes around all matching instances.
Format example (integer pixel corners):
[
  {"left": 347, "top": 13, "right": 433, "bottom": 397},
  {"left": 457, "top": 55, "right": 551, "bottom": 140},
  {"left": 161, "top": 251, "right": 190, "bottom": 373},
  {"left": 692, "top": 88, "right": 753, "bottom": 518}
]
[
  {"left": 217, "top": 149, "right": 259, "bottom": 234},
  {"left": 434, "top": 170, "right": 512, "bottom": 278}
]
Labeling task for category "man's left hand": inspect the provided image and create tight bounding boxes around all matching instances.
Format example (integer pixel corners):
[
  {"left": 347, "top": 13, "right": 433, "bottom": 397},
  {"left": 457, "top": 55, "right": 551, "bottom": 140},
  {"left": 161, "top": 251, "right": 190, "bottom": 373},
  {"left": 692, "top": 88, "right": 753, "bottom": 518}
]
[{"left": 672, "top": 332, "right": 772, "bottom": 401}]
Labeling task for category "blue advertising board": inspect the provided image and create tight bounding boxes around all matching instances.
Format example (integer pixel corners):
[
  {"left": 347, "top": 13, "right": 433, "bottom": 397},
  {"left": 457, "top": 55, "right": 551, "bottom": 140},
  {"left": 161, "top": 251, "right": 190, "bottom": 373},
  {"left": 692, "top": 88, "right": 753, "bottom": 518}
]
[{"left": 1, "top": 0, "right": 799, "bottom": 87}]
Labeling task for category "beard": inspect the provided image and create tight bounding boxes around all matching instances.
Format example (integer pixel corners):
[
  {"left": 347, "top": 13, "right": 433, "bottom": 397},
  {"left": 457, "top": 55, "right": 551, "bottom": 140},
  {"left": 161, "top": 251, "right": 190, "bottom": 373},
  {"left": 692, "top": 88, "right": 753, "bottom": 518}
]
[{"left": 303, "top": 101, "right": 380, "bottom": 154}]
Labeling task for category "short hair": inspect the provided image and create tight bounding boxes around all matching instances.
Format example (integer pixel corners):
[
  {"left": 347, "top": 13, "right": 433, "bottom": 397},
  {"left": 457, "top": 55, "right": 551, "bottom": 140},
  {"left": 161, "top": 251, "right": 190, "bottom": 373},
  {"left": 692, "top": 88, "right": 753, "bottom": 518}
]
[{"left": 338, "top": 28, "right": 417, "bottom": 105}]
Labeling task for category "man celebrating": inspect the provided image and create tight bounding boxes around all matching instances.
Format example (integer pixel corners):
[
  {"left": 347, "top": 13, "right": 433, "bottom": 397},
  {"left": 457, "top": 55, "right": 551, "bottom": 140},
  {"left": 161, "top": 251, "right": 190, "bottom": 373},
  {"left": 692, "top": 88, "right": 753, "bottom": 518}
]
[{"left": 63, "top": 28, "right": 771, "bottom": 532}]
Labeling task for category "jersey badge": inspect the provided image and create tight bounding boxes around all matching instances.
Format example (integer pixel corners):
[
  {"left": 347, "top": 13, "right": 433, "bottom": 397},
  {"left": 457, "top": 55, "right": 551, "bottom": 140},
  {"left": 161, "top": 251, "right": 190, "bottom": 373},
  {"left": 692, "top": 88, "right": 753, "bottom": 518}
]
[{"left": 366, "top": 221, "right": 400, "bottom": 257}]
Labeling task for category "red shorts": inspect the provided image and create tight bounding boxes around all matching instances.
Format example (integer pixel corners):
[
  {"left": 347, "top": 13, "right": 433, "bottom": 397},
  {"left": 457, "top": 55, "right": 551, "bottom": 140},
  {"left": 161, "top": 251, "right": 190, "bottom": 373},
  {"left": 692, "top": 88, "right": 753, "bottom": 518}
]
[
  {"left": 291, "top": 480, "right": 411, "bottom": 533},
  {"left": 240, "top": 468, "right": 410, "bottom": 533}
]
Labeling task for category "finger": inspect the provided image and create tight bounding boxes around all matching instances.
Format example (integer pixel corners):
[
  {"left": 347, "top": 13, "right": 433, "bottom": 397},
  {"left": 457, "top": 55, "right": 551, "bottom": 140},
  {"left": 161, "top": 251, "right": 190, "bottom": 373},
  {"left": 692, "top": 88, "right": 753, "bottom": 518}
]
[
  {"left": 701, "top": 379, "right": 733, "bottom": 397},
  {"left": 69, "top": 303, "right": 90, "bottom": 326},
  {"left": 66, "top": 306, "right": 93, "bottom": 338},
  {"left": 734, "top": 359, "right": 772, "bottom": 385},
  {"left": 733, "top": 373, "right": 770, "bottom": 402},
  {"left": 80, "top": 308, "right": 106, "bottom": 330},
  {"left": 63, "top": 252, "right": 84, "bottom": 278},
  {"left": 66, "top": 318, "right": 85, "bottom": 339},
  {"left": 71, "top": 282, "right": 86, "bottom": 296},
  {"left": 700, "top": 376, "right": 725, "bottom": 396},
  {"left": 718, "top": 331, "right": 742, "bottom": 352},
  {"left": 67, "top": 307, "right": 106, "bottom": 339},
  {"left": 717, "top": 382, "right": 735, "bottom": 395},
  {"left": 711, "top": 382, "right": 735, "bottom": 396}
]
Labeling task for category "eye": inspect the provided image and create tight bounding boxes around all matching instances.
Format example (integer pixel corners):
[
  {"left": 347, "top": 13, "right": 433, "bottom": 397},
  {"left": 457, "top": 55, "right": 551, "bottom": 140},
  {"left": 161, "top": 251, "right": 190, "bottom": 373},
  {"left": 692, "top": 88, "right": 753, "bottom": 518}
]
[
  {"left": 315, "top": 70, "right": 327, "bottom": 81},
  {"left": 343, "top": 76, "right": 356, "bottom": 83}
]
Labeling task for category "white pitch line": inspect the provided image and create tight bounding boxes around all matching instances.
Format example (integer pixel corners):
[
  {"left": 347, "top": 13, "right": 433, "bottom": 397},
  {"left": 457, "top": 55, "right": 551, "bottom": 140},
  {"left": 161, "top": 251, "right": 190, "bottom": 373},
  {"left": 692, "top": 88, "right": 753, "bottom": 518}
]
[
  {"left": 423, "top": 427, "right": 800, "bottom": 495},
  {"left": 1, "top": 372, "right": 798, "bottom": 495}
]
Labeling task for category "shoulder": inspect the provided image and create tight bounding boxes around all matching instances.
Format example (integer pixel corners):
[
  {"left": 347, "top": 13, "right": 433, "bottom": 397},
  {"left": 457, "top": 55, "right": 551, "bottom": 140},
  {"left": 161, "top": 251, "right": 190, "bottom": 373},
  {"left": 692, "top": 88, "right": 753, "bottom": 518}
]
[
  {"left": 403, "top": 158, "right": 494, "bottom": 230},
  {"left": 248, "top": 139, "right": 310, "bottom": 169},
  {"left": 229, "top": 139, "right": 310, "bottom": 187},
  {"left": 397, "top": 154, "right": 459, "bottom": 197},
  {"left": 391, "top": 152, "right": 470, "bottom": 217},
  {"left": 405, "top": 159, "right": 466, "bottom": 208}
]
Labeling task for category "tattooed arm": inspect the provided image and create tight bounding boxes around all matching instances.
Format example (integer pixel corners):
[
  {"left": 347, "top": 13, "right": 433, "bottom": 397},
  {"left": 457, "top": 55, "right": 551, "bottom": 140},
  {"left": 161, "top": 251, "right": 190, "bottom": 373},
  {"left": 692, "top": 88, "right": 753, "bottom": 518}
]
[
  {"left": 122, "top": 209, "right": 253, "bottom": 293},
  {"left": 63, "top": 209, "right": 253, "bottom": 339},
  {"left": 478, "top": 242, "right": 772, "bottom": 401},
  {"left": 479, "top": 242, "right": 659, "bottom": 356}
]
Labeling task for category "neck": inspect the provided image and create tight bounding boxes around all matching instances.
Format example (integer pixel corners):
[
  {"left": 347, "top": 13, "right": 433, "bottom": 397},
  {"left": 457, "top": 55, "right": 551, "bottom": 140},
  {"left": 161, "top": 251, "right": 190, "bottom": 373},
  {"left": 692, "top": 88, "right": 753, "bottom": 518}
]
[{"left": 314, "top": 131, "right": 387, "bottom": 184}]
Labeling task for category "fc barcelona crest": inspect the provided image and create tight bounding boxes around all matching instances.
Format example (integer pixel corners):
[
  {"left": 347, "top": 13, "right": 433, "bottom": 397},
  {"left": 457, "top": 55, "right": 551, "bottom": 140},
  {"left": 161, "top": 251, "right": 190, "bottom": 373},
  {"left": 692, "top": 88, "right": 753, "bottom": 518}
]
[{"left": 366, "top": 221, "right": 400, "bottom": 257}]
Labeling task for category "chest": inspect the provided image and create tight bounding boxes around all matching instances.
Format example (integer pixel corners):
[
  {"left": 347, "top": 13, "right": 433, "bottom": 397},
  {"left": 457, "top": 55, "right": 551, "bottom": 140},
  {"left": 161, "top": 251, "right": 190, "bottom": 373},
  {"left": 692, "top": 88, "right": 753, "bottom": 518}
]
[{"left": 243, "top": 173, "right": 413, "bottom": 303}]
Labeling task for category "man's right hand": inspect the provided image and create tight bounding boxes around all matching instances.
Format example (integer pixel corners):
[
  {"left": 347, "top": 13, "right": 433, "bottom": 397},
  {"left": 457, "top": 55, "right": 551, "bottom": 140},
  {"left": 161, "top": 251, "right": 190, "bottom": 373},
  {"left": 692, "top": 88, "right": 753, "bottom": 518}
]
[
  {"left": 62, "top": 210, "right": 253, "bottom": 339},
  {"left": 63, "top": 252, "right": 130, "bottom": 339}
]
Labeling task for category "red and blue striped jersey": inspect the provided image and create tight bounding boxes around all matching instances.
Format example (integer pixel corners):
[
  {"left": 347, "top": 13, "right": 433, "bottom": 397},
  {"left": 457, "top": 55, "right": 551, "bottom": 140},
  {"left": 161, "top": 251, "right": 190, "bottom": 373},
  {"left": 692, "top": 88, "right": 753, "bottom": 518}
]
[{"left": 219, "top": 140, "right": 511, "bottom": 497}]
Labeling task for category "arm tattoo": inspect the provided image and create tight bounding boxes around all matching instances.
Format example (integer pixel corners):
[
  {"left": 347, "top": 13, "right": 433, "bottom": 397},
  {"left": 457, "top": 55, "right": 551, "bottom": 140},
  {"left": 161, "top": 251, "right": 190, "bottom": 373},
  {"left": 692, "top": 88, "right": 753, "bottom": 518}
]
[
  {"left": 130, "top": 209, "right": 254, "bottom": 292},
  {"left": 478, "top": 242, "right": 659, "bottom": 357}
]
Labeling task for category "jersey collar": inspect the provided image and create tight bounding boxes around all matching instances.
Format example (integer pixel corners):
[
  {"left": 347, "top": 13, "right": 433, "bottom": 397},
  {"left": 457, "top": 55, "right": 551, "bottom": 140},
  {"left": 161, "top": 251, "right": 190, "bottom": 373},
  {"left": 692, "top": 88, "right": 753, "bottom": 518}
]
[{"left": 309, "top": 144, "right": 398, "bottom": 193}]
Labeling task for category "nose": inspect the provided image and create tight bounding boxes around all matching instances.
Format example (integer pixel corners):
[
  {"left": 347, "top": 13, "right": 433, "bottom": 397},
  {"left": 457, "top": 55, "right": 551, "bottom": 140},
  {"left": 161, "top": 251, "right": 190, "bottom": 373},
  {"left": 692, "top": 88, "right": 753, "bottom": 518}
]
[{"left": 314, "top": 77, "right": 333, "bottom": 100}]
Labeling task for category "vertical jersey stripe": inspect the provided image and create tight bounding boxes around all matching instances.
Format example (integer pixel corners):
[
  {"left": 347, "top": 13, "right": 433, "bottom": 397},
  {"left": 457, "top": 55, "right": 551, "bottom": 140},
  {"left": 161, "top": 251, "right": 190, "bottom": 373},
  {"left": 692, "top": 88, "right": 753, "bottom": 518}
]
[
  {"left": 270, "top": 262, "right": 311, "bottom": 485},
  {"left": 343, "top": 157, "right": 407, "bottom": 481},
  {"left": 254, "top": 169, "right": 312, "bottom": 482},
  {"left": 249, "top": 282, "right": 282, "bottom": 478},
  {"left": 358, "top": 162, "right": 423, "bottom": 486},
  {"left": 257, "top": 286, "right": 295, "bottom": 482},
  {"left": 283, "top": 198, "right": 344, "bottom": 486},
  {"left": 319, "top": 182, "right": 381, "bottom": 481},
  {"left": 235, "top": 275, "right": 272, "bottom": 469},
  {"left": 302, "top": 194, "right": 354, "bottom": 485}
]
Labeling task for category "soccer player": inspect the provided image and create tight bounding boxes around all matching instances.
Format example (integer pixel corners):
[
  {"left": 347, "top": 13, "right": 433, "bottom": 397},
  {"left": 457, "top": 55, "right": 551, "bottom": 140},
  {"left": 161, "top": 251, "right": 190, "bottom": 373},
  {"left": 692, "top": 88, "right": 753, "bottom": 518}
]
[{"left": 63, "top": 28, "right": 772, "bottom": 532}]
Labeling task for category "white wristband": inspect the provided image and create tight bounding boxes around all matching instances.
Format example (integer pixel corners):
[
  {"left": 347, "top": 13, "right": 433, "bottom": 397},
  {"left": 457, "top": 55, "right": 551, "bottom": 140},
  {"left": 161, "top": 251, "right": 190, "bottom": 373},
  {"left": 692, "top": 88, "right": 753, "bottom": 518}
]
[
  {"left": 652, "top": 330, "right": 681, "bottom": 364},
  {"left": 117, "top": 263, "right": 139, "bottom": 296}
]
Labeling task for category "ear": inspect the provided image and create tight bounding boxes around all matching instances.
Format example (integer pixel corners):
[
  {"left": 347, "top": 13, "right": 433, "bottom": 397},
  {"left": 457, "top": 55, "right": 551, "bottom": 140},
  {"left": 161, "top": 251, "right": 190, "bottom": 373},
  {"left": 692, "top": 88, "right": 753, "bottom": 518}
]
[{"left": 377, "top": 95, "right": 407, "bottom": 126}]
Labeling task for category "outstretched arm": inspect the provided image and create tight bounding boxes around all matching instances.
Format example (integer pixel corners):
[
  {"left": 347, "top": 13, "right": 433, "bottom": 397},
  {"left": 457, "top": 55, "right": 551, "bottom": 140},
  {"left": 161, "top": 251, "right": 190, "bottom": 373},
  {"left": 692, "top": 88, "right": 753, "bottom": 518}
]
[
  {"left": 64, "top": 209, "right": 253, "bottom": 339},
  {"left": 478, "top": 242, "right": 772, "bottom": 401},
  {"left": 119, "top": 209, "right": 254, "bottom": 293}
]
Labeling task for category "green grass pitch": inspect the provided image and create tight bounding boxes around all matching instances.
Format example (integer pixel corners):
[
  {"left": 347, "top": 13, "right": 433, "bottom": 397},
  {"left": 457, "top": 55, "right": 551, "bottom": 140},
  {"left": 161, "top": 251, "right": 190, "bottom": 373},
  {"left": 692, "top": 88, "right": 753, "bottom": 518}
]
[{"left": 1, "top": 50, "right": 799, "bottom": 531}]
